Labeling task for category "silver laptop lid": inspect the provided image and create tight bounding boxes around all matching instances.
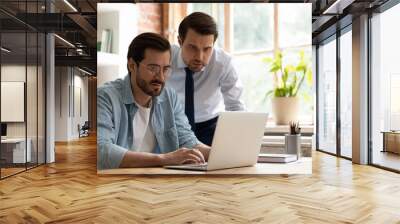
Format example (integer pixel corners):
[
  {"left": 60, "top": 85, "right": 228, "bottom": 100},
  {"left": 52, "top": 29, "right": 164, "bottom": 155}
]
[{"left": 206, "top": 112, "right": 268, "bottom": 170}]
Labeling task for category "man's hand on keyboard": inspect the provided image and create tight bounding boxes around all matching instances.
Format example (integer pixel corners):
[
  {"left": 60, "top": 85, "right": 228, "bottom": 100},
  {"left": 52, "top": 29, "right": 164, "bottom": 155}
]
[{"left": 159, "top": 148, "right": 205, "bottom": 165}]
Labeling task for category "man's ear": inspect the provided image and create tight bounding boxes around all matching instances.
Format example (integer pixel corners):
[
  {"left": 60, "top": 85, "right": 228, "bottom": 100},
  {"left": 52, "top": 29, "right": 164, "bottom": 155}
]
[
  {"left": 178, "top": 36, "right": 183, "bottom": 46},
  {"left": 127, "top": 58, "right": 136, "bottom": 75}
]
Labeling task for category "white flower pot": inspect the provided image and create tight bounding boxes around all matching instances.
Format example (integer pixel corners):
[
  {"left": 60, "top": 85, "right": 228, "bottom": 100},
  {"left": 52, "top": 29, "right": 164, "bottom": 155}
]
[{"left": 271, "top": 97, "right": 300, "bottom": 125}]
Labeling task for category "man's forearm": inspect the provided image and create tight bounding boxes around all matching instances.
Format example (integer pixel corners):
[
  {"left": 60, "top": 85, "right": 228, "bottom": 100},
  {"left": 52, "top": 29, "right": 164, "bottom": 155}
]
[{"left": 119, "top": 151, "right": 163, "bottom": 168}]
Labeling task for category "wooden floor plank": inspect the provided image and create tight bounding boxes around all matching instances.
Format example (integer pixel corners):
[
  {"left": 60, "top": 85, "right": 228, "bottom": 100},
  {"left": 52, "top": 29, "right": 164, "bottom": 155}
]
[{"left": 0, "top": 134, "right": 400, "bottom": 223}]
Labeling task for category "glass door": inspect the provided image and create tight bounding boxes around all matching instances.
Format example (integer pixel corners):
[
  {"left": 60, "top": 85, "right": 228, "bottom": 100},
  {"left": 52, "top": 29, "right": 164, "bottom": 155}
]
[
  {"left": 317, "top": 36, "right": 337, "bottom": 155},
  {"left": 0, "top": 0, "right": 47, "bottom": 179},
  {"left": 370, "top": 3, "right": 400, "bottom": 171},
  {"left": 339, "top": 27, "right": 352, "bottom": 159}
]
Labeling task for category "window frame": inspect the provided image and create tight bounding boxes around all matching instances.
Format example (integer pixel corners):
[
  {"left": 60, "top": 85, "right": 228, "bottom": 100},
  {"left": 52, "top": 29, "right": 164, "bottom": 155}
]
[{"left": 315, "top": 23, "right": 354, "bottom": 160}]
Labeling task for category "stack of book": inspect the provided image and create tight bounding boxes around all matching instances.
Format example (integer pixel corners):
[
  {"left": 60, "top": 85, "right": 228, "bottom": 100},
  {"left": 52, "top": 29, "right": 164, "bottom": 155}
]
[{"left": 258, "top": 153, "right": 297, "bottom": 163}]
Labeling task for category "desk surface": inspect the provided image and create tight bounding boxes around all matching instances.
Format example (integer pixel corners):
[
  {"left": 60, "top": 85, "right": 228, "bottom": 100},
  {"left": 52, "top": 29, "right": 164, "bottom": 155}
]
[
  {"left": 381, "top": 131, "right": 400, "bottom": 134},
  {"left": 98, "top": 157, "right": 312, "bottom": 176},
  {"left": 264, "top": 124, "right": 314, "bottom": 136},
  {"left": 1, "top": 138, "right": 26, "bottom": 143}
]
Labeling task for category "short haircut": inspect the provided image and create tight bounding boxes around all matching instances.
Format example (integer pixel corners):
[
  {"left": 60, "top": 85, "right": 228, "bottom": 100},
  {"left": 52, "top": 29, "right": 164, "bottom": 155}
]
[
  {"left": 127, "top": 32, "right": 171, "bottom": 65},
  {"left": 178, "top": 12, "right": 218, "bottom": 42}
]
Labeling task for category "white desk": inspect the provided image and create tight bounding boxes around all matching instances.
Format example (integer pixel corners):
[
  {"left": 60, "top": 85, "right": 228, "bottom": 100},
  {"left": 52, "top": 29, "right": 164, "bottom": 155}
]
[
  {"left": 98, "top": 157, "right": 312, "bottom": 176},
  {"left": 1, "top": 138, "right": 31, "bottom": 163}
]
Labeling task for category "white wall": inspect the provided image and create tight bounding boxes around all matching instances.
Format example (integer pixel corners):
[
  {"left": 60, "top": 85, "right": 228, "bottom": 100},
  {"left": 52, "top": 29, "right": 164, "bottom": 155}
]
[
  {"left": 55, "top": 67, "right": 89, "bottom": 141},
  {"left": 1, "top": 65, "right": 36, "bottom": 137},
  {"left": 72, "top": 73, "right": 89, "bottom": 138},
  {"left": 55, "top": 67, "right": 69, "bottom": 141},
  {"left": 1, "top": 64, "right": 46, "bottom": 164},
  {"left": 1, "top": 65, "right": 26, "bottom": 140},
  {"left": 97, "top": 3, "right": 138, "bottom": 87},
  {"left": 1, "top": 82, "right": 25, "bottom": 122}
]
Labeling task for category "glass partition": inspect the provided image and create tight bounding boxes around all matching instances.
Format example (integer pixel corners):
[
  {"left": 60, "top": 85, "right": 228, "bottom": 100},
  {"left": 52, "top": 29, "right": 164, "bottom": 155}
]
[
  {"left": 317, "top": 37, "right": 337, "bottom": 155},
  {"left": 27, "top": 31, "right": 38, "bottom": 169},
  {"left": 370, "top": 3, "right": 400, "bottom": 171},
  {"left": 1, "top": 30, "right": 28, "bottom": 177},
  {"left": 0, "top": 0, "right": 46, "bottom": 179},
  {"left": 339, "top": 28, "right": 352, "bottom": 158},
  {"left": 38, "top": 32, "right": 46, "bottom": 165}
]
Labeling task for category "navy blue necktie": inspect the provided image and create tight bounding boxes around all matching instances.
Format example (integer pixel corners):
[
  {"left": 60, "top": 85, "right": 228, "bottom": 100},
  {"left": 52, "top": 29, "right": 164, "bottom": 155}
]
[{"left": 185, "top": 67, "right": 195, "bottom": 131}]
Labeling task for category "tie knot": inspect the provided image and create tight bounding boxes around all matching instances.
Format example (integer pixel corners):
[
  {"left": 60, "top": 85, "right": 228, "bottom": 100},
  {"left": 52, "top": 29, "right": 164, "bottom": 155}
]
[{"left": 185, "top": 67, "right": 193, "bottom": 76}]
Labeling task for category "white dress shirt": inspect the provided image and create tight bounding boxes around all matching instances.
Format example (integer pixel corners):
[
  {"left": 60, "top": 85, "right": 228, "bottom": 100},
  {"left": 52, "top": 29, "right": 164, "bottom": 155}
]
[{"left": 166, "top": 45, "right": 245, "bottom": 123}]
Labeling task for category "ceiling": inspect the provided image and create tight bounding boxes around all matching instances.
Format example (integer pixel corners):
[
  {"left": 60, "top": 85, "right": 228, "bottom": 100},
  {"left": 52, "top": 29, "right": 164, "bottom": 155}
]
[
  {"left": 0, "top": 0, "right": 122, "bottom": 75},
  {"left": 0, "top": 0, "right": 394, "bottom": 75},
  {"left": 310, "top": 0, "right": 390, "bottom": 43}
]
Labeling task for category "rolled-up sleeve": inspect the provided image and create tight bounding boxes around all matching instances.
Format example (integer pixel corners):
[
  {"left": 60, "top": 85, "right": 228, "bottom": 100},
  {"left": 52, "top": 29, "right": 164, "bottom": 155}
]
[
  {"left": 170, "top": 90, "right": 201, "bottom": 148},
  {"left": 220, "top": 58, "right": 246, "bottom": 111},
  {"left": 97, "top": 88, "right": 127, "bottom": 170}
]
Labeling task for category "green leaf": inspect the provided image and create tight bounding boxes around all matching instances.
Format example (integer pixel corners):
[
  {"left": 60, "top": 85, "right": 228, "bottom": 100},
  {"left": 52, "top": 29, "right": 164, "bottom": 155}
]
[
  {"left": 282, "top": 70, "right": 288, "bottom": 83},
  {"left": 296, "top": 63, "right": 306, "bottom": 72},
  {"left": 270, "top": 64, "right": 280, "bottom": 73},
  {"left": 262, "top": 50, "right": 314, "bottom": 100},
  {"left": 306, "top": 68, "right": 313, "bottom": 86},
  {"left": 262, "top": 57, "right": 273, "bottom": 64},
  {"left": 284, "top": 65, "right": 295, "bottom": 74},
  {"left": 292, "top": 75, "right": 298, "bottom": 88},
  {"left": 274, "top": 87, "right": 287, "bottom": 97}
]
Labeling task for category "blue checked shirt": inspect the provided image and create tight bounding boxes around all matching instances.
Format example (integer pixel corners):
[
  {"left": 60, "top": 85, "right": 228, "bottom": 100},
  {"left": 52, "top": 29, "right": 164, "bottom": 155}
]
[{"left": 97, "top": 74, "right": 200, "bottom": 169}]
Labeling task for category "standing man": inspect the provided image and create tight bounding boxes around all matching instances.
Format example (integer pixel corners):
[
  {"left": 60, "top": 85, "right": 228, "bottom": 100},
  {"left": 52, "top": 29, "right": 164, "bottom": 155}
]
[{"left": 166, "top": 12, "right": 245, "bottom": 146}]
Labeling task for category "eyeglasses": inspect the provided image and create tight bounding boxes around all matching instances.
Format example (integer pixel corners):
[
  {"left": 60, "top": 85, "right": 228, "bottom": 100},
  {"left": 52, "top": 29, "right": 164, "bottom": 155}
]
[{"left": 140, "top": 62, "right": 171, "bottom": 77}]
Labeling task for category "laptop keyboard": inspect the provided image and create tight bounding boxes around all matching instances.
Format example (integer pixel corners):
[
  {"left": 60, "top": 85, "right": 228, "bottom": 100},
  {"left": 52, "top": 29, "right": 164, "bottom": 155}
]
[{"left": 186, "top": 163, "right": 207, "bottom": 167}]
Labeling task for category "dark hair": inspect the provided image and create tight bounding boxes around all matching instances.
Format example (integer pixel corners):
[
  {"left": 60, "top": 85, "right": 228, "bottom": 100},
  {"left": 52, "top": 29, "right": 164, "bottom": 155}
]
[
  {"left": 127, "top": 32, "right": 171, "bottom": 65},
  {"left": 178, "top": 12, "right": 218, "bottom": 42}
]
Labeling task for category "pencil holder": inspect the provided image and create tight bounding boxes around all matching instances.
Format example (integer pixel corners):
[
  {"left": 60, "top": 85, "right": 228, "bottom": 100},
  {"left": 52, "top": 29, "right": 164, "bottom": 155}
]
[{"left": 285, "top": 134, "right": 301, "bottom": 159}]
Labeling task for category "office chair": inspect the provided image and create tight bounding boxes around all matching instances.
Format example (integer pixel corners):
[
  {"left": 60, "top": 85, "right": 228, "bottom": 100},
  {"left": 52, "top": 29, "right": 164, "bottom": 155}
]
[{"left": 78, "top": 121, "right": 90, "bottom": 138}]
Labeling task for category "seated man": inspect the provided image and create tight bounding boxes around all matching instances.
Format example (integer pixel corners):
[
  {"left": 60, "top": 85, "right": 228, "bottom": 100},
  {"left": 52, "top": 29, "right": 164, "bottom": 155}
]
[{"left": 97, "top": 32, "right": 211, "bottom": 170}]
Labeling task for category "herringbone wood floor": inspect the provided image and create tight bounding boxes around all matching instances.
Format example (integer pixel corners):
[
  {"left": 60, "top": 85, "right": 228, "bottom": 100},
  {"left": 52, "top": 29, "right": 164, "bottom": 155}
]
[{"left": 1, "top": 135, "right": 400, "bottom": 223}]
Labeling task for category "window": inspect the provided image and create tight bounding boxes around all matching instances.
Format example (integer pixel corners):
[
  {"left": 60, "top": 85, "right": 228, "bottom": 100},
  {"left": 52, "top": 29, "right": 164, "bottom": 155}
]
[
  {"left": 232, "top": 4, "right": 273, "bottom": 53},
  {"left": 187, "top": 3, "right": 225, "bottom": 49},
  {"left": 390, "top": 74, "right": 400, "bottom": 130},
  {"left": 278, "top": 4, "right": 310, "bottom": 48},
  {"left": 340, "top": 28, "right": 352, "bottom": 158},
  {"left": 186, "top": 3, "right": 312, "bottom": 123},
  {"left": 317, "top": 37, "right": 337, "bottom": 154},
  {"left": 233, "top": 4, "right": 311, "bottom": 122},
  {"left": 371, "top": 3, "right": 400, "bottom": 171}
]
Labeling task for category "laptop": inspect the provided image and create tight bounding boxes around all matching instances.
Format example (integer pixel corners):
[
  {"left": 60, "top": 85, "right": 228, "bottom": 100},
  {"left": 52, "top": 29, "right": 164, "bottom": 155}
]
[{"left": 164, "top": 111, "right": 268, "bottom": 171}]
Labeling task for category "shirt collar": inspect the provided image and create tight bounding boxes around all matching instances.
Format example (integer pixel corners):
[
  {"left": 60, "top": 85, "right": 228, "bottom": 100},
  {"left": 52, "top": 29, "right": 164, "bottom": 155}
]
[
  {"left": 121, "top": 74, "right": 164, "bottom": 105},
  {"left": 134, "top": 98, "right": 152, "bottom": 110},
  {"left": 177, "top": 48, "right": 187, "bottom": 69}
]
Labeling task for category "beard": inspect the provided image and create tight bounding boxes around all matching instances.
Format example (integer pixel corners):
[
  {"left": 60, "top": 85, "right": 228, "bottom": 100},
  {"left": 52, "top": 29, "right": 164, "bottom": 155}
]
[
  {"left": 136, "top": 71, "right": 165, "bottom": 96},
  {"left": 188, "top": 60, "right": 205, "bottom": 72}
]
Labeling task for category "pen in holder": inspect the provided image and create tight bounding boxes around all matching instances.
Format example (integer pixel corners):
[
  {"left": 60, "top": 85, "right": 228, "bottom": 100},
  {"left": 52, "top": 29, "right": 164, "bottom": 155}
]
[{"left": 285, "top": 121, "right": 301, "bottom": 159}]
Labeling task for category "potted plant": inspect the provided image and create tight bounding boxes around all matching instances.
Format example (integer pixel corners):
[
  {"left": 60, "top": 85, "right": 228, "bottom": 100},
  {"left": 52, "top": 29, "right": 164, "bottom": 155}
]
[{"left": 263, "top": 50, "right": 312, "bottom": 125}]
